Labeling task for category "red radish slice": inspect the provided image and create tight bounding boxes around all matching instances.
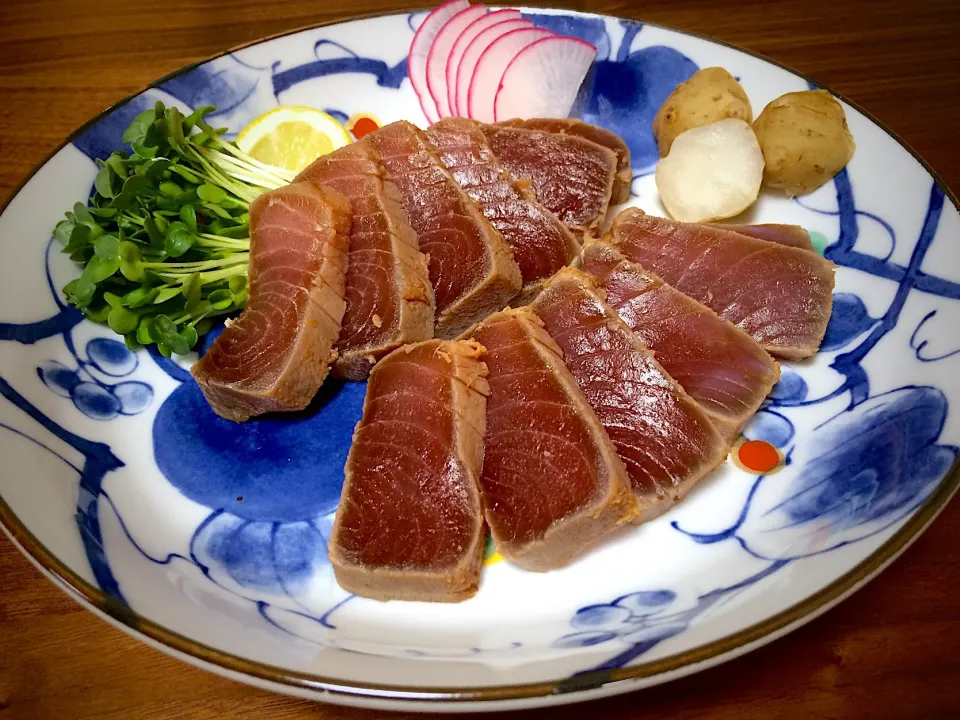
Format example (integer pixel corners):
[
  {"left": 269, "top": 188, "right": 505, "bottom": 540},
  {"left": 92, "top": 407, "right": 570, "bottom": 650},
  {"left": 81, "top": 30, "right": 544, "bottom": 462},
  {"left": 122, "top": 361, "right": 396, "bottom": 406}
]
[
  {"left": 468, "top": 27, "right": 555, "bottom": 123},
  {"left": 494, "top": 36, "right": 598, "bottom": 122},
  {"left": 427, "top": 4, "right": 487, "bottom": 119},
  {"left": 446, "top": 9, "right": 521, "bottom": 118},
  {"left": 409, "top": 0, "right": 469, "bottom": 123},
  {"left": 455, "top": 18, "right": 532, "bottom": 118}
]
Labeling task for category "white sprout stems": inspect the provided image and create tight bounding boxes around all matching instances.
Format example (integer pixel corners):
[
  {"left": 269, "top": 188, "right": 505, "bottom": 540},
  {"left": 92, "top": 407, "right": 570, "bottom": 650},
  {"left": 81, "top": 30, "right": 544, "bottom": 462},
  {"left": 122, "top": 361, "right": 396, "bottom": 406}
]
[
  {"left": 196, "top": 234, "right": 250, "bottom": 250},
  {"left": 184, "top": 146, "right": 259, "bottom": 204},
  {"left": 196, "top": 128, "right": 297, "bottom": 184},
  {"left": 200, "top": 148, "right": 291, "bottom": 188},
  {"left": 143, "top": 254, "right": 249, "bottom": 271},
  {"left": 151, "top": 264, "right": 250, "bottom": 285}
]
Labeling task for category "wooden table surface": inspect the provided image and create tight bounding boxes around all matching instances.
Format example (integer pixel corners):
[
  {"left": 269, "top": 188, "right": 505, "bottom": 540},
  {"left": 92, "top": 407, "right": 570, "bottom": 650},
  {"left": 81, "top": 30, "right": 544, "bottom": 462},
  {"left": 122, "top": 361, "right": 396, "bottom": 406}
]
[{"left": 2, "top": 0, "right": 960, "bottom": 717}]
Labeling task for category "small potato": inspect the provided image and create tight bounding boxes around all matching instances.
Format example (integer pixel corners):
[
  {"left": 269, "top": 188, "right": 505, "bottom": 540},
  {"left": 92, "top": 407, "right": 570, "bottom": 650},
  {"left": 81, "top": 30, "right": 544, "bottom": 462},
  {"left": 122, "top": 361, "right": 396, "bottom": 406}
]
[
  {"left": 753, "top": 89, "right": 856, "bottom": 196},
  {"left": 652, "top": 67, "right": 753, "bottom": 157},
  {"left": 655, "top": 118, "right": 764, "bottom": 223}
]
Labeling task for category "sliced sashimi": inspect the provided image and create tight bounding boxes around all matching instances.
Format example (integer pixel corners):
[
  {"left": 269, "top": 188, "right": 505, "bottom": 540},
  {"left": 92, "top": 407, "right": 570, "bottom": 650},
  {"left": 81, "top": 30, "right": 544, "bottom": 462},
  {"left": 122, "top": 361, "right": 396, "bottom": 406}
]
[
  {"left": 606, "top": 209, "right": 835, "bottom": 359},
  {"left": 427, "top": 4, "right": 487, "bottom": 119},
  {"left": 531, "top": 268, "right": 728, "bottom": 519},
  {"left": 427, "top": 117, "right": 579, "bottom": 303},
  {"left": 496, "top": 117, "right": 632, "bottom": 204},
  {"left": 709, "top": 223, "right": 816, "bottom": 252},
  {"left": 471, "top": 307, "right": 637, "bottom": 571},
  {"left": 482, "top": 124, "right": 618, "bottom": 237},
  {"left": 192, "top": 183, "right": 351, "bottom": 422},
  {"left": 494, "top": 36, "right": 597, "bottom": 124},
  {"left": 369, "top": 121, "right": 522, "bottom": 338},
  {"left": 448, "top": 9, "right": 522, "bottom": 118},
  {"left": 330, "top": 339, "right": 489, "bottom": 603},
  {"left": 296, "top": 140, "right": 435, "bottom": 380},
  {"left": 409, "top": 0, "right": 470, "bottom": 123},
  {"left": 455, "top": 18, "right": 532, "bottom": 118},
  {"left": 580, "top": 240, "right": 780, "bottom": 440},
  {"left": 468, "top": 27, "right": 554, "bottom": 123}
]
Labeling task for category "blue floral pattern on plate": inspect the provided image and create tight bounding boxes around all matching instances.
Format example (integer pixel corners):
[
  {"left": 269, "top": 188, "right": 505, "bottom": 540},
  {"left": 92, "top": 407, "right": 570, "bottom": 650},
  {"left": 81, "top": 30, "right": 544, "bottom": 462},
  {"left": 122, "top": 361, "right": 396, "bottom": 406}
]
[{"left": 39, "top": 337, "right": 153, "bottom": 419}]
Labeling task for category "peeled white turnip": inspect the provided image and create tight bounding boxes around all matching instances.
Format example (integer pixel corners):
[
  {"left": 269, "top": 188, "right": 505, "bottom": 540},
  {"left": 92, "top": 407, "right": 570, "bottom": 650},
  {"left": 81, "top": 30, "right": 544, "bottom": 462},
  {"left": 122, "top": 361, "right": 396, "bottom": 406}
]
[{"left": 655, "top": 118, "right": 764, "bottom": 223}]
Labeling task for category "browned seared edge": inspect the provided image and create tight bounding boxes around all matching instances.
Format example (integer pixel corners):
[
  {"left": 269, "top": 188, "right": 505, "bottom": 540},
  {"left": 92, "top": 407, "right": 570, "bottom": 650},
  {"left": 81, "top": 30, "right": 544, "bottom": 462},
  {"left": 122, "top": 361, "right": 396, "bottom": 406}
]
[
  {"left": 329, "top": 339, "right": 489, "bottom": 602},
  {"left": 470, "top": 307, "right": 637, "bottom": 571},
  {"left": 707, "top": 223, "right": 816, "bottom": 252},
  {"left": 295, "top": 140, "right": 435, "bottom": 381},
  {"left": 369, "top": 121, "right": 522, "bottom": 339},
  {"left": 496, "top": 117, "right": 633, "bottom": 205},
  {"left": 191, "top": 184, "right": 351, "bottom": 422}
]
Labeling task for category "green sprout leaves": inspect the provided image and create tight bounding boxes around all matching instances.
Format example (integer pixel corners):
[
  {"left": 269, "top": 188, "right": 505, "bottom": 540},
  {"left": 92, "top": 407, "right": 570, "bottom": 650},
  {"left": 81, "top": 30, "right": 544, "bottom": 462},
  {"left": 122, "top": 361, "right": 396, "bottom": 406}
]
[{"left": 52, "top": 101, "right": 284, "bottom": 354}]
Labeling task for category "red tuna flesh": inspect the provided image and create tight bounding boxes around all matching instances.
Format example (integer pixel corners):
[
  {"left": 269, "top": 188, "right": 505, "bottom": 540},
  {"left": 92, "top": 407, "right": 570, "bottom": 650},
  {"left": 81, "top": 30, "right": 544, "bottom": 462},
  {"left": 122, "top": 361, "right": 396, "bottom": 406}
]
[
  {"left": 471, "top": 307, "right": 637, "bottom": 571},
  {"left": 495, "top": 118, "right": 632, "bottom": 205},
  {"left": 427, "top": 117, "right": 579, "bottom": 303},
  {"left": 296, "top": 140, "right": 435, "bottom": 380},
  {"left": 531, "top": 268, "right": 728, "bottom": 519},
  {"left": 580, "top": 240, "right": 780, "bottom": 440},
  {"left": 709, "top": 223, "right": 816, "bottom": 252},
  {"left": 330, "top": 339, "right": 489, "bottom": 602},
  {"left": 191, "top": 183, "right": 351, "bottom": 422},
  {"left": 369, "top": 121, "right": 521, "bottom": 338},
  {"left": 481, "top": 124, "right": 618, "bottom": 238},
  {"left": 607, "top": 209, "right": 835, "bottom": 359}
]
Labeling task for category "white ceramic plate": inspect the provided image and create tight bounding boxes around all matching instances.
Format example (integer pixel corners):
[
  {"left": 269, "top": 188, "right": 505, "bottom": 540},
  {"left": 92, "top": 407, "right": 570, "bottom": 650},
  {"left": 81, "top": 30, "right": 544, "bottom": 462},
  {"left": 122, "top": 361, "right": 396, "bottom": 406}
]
[{"left": 1, "top": 7, "right": 958, "bottom": 713}]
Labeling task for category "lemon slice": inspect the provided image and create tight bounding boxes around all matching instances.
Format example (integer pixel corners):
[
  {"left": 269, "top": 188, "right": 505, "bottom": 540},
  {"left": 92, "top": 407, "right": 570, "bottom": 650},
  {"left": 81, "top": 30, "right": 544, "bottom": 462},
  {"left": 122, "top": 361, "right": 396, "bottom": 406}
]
[{"left": 235, "top": 106, "right": 352, "bottom": 172}]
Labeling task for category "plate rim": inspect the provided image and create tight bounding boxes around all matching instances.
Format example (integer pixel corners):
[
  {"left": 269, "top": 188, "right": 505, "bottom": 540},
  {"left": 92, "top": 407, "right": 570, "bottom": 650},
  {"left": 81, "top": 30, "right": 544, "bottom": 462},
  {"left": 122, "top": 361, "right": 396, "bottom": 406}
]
[{"left": 1, "top": 5, "right": 958, "bottom": 706}]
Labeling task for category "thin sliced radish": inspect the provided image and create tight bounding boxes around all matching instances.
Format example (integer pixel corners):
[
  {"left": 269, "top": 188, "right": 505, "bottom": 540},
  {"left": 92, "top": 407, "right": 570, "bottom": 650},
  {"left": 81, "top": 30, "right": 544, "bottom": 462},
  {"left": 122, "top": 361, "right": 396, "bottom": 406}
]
[
  {"left": 455, "top": 18, "right": 532, "bottom": 118},
  {"left": 494, "top": 36, "right": 597, "bottom": 122},
  {"left": 468, "top": 28, "right": 555, "bottom": 123},
  {"left": 427, "top": 4, "right": 487, "bottom": 119},
  {"left": 446, "top": 9, "right": 521, "bottom": 118},
  {"left": 409, "top": 0, "right": 469, "bottom": 124}
]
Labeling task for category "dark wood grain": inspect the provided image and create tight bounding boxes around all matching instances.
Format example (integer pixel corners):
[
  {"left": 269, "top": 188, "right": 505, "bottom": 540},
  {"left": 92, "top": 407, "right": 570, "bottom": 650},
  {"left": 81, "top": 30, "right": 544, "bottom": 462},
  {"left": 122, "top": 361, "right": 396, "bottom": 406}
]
[{"left": 1, "top": 1, "right": 959, "bottom": 718}]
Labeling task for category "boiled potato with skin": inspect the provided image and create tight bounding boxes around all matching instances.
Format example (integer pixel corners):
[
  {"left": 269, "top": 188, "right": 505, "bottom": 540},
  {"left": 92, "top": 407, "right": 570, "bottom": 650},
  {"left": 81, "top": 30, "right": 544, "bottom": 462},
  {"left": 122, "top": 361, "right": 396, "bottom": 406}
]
[
  {"left": 652, "top": 67, "right": 753, "bottom": 157},
  {"left": 655, "top": 118, "right": 764, "bottom": 223},
  {"left": 753, "top": 89, "right": 856, "bottom": 196}
]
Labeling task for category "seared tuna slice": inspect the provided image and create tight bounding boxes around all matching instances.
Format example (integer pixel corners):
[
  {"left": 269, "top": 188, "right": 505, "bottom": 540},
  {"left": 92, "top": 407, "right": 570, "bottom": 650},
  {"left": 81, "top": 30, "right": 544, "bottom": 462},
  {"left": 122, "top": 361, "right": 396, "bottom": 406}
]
[
  {"left": 531, "top": 268, "right": 728, "bottom": 519},
  {"left": 495, "top": 117, "right": 632, "bottom": 205},
  {"left": 370, "top": 121, "right": 521, "bottom": 338},
  {"left": 427, "top": 117, "right": 579, "bottom": 304},
  {"left": 709, "top": 223, "right": 816, "bottom": 252},
  {"left": 471, "top": 307, "right": 636, "bottom": 571},
  {"left": 330, "top": 339, "right": 489, "bottom": 602},
  {"left": 192, "top": 183, "right": 350, "bottom": 422},
  {"left": 297, "top": 140, "right": 435, "bottom": 380},
  {"left": 481, "top": 124, "right": 618, "bottom": 239},
  {"left": 606, "top": 209, "right": 835, "bottom": 359},
  {"left": 580, "top": 240, "right": 780, "bottom": 440}
]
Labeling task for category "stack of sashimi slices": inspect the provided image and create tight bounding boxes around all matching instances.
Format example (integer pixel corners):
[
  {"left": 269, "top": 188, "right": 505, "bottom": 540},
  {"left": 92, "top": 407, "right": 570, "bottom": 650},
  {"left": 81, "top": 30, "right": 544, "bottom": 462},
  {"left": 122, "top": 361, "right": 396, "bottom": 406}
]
[{"left": 190, "top": 116, "right": 835, "bottom": 603}]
